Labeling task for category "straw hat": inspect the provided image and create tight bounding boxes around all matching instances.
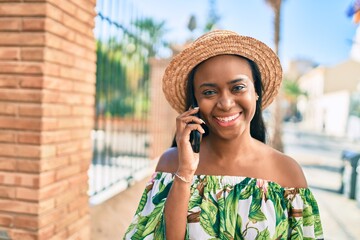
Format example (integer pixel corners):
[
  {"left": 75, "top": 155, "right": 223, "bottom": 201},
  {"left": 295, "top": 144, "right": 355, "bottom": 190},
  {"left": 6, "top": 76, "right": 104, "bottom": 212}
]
[{"left": 162, "top": 29, "right": 283, "bottom": 113}]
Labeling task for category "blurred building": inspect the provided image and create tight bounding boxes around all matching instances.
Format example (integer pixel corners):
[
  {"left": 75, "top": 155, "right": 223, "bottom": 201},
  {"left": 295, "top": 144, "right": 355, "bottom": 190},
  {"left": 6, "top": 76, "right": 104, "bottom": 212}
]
[{"left": 297, "top": 58, "right": 360, "bottom": 138}]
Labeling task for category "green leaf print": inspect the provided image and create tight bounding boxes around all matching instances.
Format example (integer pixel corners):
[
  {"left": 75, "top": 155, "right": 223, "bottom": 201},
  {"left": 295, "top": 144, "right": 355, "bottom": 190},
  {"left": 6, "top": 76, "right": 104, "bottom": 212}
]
[
  {"left": 248, "top": 188, "right": 267, "bottom": 223},
  {"left": 239, "top": 183, "right": 253, "bottom": 200},
  {"left": 135, "top": 190, "right": 148, "bottom": 215},
  {"left": 152, "top": 182, "right": 172, "bottom": 205},
  {"left": 142, "top": 201, "right": 165, "bottom": 236},
  {"left": 224, "top": 186, "right": 240, "bottom": 235},
  {"left": 200, "top": 200, "right": 220, "bottom": 237},
  {"left": 272, "top": 219, "right": 288, "bottom": 239},
  {"left": 234, "top": 214, "right": 244, "bottom": 240},
  {"left": 303, "top": 205, "right": 314, "bottom": 226},
  {"left": 314, "top": 215, "right": 323, "bottom": 237},
  {"left": 255, "top": 227, "right": 270, "bottom": 240}
]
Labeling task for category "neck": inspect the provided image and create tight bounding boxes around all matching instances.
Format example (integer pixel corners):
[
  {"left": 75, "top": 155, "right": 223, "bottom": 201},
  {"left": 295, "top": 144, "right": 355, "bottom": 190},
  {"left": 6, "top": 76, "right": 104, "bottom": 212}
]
[{"left": 202, "top": 130, "right": 257, "bottom": 163}]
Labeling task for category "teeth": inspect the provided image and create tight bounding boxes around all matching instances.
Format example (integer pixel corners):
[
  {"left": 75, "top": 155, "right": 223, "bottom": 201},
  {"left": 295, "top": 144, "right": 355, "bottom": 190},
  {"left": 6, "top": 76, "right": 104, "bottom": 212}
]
[{"left": 216, "top": 114, "right": 239, "bottom": 122}]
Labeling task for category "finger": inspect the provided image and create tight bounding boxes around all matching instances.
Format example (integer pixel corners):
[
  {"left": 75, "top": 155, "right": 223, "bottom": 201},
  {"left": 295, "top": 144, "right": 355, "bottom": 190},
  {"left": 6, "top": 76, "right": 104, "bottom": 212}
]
[
  {"left": 181, "top": 116, "right": 205, "bottom": 125},
  {"left": 184, "top": 123, "right": 205, "bottom": 134},
  {"left": 179, "top": 107, "right": 199, "bottom": 117}
]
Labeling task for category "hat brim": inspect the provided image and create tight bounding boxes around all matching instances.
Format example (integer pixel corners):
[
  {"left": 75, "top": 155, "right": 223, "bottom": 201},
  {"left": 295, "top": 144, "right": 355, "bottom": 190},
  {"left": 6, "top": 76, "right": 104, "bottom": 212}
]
[{"left": 162, "top": 30, "right": 283, "bottom": 114}]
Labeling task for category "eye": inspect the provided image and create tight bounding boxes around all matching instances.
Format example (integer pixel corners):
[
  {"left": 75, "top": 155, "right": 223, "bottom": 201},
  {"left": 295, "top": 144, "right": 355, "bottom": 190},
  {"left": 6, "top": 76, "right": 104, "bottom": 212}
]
[
  {"left": 202, "top": 89, "right": 217, "bottom": 96},
  {"left": 232, "top": 84, "right": 246, "bottom": 92}
]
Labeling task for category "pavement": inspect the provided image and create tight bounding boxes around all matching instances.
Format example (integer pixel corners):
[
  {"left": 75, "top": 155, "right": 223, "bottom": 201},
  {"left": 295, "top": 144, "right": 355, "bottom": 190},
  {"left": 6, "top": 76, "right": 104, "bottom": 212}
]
[{"left": 90, "top": 125, "right": 360, "bottom": 240}]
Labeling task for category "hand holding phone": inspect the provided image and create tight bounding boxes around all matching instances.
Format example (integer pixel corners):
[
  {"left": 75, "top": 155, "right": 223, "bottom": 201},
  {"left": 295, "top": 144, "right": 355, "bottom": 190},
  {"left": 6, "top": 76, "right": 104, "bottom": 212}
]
[{"left": 190, "top": 105, "right": 201, "bottom": 153}]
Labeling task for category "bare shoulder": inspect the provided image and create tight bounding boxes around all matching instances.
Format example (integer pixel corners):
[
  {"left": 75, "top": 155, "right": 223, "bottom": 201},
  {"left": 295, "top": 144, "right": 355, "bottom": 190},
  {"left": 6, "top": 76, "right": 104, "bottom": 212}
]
[
  {"left": 155, "top": 147, "right": 179, "bottom": 173},
  {"left": 268, "top": 148, "right": 308, "bottom": 188}
]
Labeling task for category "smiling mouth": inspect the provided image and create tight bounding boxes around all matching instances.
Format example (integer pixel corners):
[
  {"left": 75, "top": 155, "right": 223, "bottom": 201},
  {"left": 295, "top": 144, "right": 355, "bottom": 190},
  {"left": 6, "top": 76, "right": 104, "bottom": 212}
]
[{"left": 214, "top": 113, "right": 240, "bottom": 123}]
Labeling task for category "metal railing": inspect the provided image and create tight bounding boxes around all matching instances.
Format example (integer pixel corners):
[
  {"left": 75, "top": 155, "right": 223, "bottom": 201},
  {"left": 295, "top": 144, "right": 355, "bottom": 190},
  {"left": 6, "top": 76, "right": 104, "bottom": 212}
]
[{"left": 89, "top": 0, "right": 153, "bottom": 205}]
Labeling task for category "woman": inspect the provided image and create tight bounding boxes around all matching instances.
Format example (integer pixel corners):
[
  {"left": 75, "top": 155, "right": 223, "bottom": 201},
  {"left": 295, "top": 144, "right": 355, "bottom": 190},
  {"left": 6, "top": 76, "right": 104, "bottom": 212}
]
[{"left": 124, "top": 30, "right": 323, "bottom": 239}]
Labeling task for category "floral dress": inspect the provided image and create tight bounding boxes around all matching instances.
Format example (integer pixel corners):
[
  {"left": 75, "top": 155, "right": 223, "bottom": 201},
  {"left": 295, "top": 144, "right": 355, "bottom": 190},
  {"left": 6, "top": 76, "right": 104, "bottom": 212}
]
[{"left": 124, "top": 172, "right": 324, "bottom": 240}]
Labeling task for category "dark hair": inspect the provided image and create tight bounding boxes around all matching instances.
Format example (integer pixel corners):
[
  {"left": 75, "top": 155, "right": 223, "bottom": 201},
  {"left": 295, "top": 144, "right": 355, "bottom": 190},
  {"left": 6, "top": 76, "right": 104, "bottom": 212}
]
[{"left": 171, "top": 55, "right": 266, "bottom": 147}]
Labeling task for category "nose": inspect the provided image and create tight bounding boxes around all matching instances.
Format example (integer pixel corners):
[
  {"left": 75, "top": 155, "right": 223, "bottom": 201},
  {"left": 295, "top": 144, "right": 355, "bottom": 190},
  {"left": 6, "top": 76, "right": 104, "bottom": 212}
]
[{"left": 216, "top": 92, "right": 235, "bottom": 111}]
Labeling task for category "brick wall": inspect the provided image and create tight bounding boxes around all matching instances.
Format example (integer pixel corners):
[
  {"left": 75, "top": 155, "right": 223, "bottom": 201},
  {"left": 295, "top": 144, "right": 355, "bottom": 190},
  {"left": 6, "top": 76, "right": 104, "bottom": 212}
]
[
  {"left": 149, "top": 58, "right": 178, "bottom": 160},
  {"left": 0, "top": 0, "right": 97, "bottom": 239}
]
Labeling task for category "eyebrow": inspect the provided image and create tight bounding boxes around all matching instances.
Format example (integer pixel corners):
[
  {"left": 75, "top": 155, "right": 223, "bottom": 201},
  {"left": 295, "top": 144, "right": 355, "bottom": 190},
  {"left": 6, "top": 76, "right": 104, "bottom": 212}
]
[{"left": 199, "top": 77, "right": 249, "bottom": 88}]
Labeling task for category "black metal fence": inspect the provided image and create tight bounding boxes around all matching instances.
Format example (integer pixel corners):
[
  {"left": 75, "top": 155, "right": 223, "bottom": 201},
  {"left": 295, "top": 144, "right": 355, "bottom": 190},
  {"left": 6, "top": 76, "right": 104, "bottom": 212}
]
[{"left": 89, "top": 0, "right": 153, "bottom": 204}]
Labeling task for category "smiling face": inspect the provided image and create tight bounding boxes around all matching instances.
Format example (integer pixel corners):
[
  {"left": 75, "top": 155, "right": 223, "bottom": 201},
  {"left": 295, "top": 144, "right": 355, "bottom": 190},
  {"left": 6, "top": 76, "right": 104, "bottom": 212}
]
[{"left": 193, "top": 54, "right": 258, "bottom": 140}]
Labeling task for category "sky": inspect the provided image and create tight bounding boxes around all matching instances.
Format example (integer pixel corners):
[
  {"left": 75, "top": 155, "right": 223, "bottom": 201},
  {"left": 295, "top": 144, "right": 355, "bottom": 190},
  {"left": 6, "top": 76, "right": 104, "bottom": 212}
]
[{"left": 127, "top": 0, "right": 358, "bottom": 70}]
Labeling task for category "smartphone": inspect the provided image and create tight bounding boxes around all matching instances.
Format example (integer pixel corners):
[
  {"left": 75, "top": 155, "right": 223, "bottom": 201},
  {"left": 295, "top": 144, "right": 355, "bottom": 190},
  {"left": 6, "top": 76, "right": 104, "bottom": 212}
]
[{"left": 190, "top": 103, "right": 201, "bottom": 153}]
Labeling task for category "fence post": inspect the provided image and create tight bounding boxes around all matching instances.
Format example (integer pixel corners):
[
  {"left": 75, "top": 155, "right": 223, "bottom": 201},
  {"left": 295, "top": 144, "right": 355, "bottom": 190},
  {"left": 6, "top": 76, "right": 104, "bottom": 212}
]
[{"left": 0, "top": 0, "right": 97, "bottom": 239}]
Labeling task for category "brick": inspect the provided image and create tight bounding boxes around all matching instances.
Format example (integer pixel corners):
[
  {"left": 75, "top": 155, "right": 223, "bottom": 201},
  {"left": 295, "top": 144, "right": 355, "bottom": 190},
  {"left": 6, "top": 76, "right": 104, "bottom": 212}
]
[
  {"left": 0, "top": 18, "right": 21, "bottom": 31},
  {"left": 55, "top": 209, "right": 78, "bottom": 232},
  {"left": 18, "top": 75, "right": 43, "bottom": 89},
  {"left": 0, "top": 89, "right": 42, "bottom": 102},
  {"left": 42, "top": 76, "right": 73, "bottom": 92},
  {"left": 16, "top": 144, "right": 41, "bottom": 158},
  {"left": 18, "top": 104, "right": 42, "bottom": 117},
  {"left": 9, "top": 229, "right": 37, "bottom": 240},
  {"left": 72, "top": 81, "right": 95, "bottom": 95},
  {"left": 56, "top": 141, "right": 80, "bottom": 155},
  {"left": 0, "top": 157, "right": 16, "bottom": 171},
  {"left": 72, "top": 0, "right": 97, "bottom": 18},
  {"left": 41, "top": 130, "right": 72, "bottom": 144},
  {"left": 41, "top": 117, "right": 57, "bottom": 131},
  {"left": 46, "top": 32, "right": 95, "bottom": 62},
  {"left": 0, "top": 213, "right": 13, "bottom": 227},
  {"left": 42, "top": 104, "right": 72, "bottom": 117},
  {"left": 0, "top": 131, "right": 16, "bottom": 143},
  {"left": 43, "top": 62, "right": 60, "bottom": 77},
  {"left": 21, "top": 47, "right": 44, "bottom": 61},
  {"left": 38, "top": 224, "right": 55, "bottom": 240},
  {"left": 68, "top": 195, "right": 87, "bottom": 212},
  {"left": 46, "top": 3, "right": 63, "bottom": 22},
  {"left": 38, "top": 206, "right": 66, "bottom": 228},
  {"left": 44, "top": 47, "right": 74, "bottom": 66},
  {"left": 45, "top": 17, "right": 76, "bottom": 43},
  {"left": 0, "top": 3, "right": 46, "bottom": 16},
  {"left": 74, "top": 32, "right": 95, "bottom": 52},
  {"left": 0, "top": 186, "right": 15, "bottom": 199},
  {"left": 0, "top": 62, "right": 44, "bottom": 74},
  {"left": 0, "top": 47, "right": 20, "bottom": 60},
  {"left": 0, "top": 144, "right": 15, "bottom": 157},
  {"left": 13, "top": 215, "right": 38, "bottom": 230},
  {"left": 72, "top": 56, "right": 95, "bottom": 72},
  {"left": 16, "top": 187, "right": 38, "bottom": 201},
  {"left": 39, "top": 170, "right": 55, "bottom": 187},
  {"left": 0, "top": 171, "right": 39, "bottom": 187},
  {"left": 22, "top": 17, "right": 46, "bottom": 31},
  {"left": 55, "top": 164, "right": 80, "bottom": 181},
  {"left": 18, "top": 132, "right": 41, "bottom": 144},
  {"left": 0, "top": 75, "right": 19, "bottom": 88},
  {"left": 38, "top": 198, "right": 55, "bottom": 214},
  {"left": 54, "top": 186, "right": 78, "bottom": 207},
  {"left": 0, "top": 199, "right": 38, "bottom": 214},
  {"left": 16, "top": 159, "right": 40, "bottom": 173},
  {"left": 49, "top": 229, "right": 67, "bottom": 240},
  {"left": 39, "top": 180, "right": 68, "bottom": 200},
  {"left": 67, "top": 172, "right": 88, "bottom": 187},
  {"left": 0, "top": 103, "right": 17, "bottom": 116},
  {"left": 0, "top": 33, "right": 46, "bottom": 46}
]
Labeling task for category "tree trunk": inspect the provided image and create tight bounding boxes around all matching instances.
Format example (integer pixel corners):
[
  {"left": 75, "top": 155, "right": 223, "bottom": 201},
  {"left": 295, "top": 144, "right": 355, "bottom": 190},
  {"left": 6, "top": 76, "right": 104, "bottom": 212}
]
[{"left": 270, "top": 0, "right": 284, "bottom": 152}]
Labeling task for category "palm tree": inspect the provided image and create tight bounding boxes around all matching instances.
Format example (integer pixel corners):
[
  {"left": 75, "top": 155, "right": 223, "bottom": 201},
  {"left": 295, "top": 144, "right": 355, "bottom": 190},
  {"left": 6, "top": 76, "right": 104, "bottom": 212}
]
[
  {"left": 265, "top": 0, "right": 284, "bottom": 151},
  {"left": 133, "top": 18, "right": 168, "bottom": 57}
]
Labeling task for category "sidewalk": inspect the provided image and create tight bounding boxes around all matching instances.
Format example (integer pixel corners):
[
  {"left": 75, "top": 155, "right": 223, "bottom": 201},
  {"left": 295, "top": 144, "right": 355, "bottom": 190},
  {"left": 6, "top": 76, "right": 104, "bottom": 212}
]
[{"left": 288, "top": 151, "right": 360, "bottom": 240}]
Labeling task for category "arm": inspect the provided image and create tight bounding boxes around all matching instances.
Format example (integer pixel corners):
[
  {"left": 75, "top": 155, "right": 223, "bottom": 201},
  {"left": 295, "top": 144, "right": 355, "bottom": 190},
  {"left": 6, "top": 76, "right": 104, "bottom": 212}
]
[{"left": 156, "top": 107, "right": 204, "bottom": 239}]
